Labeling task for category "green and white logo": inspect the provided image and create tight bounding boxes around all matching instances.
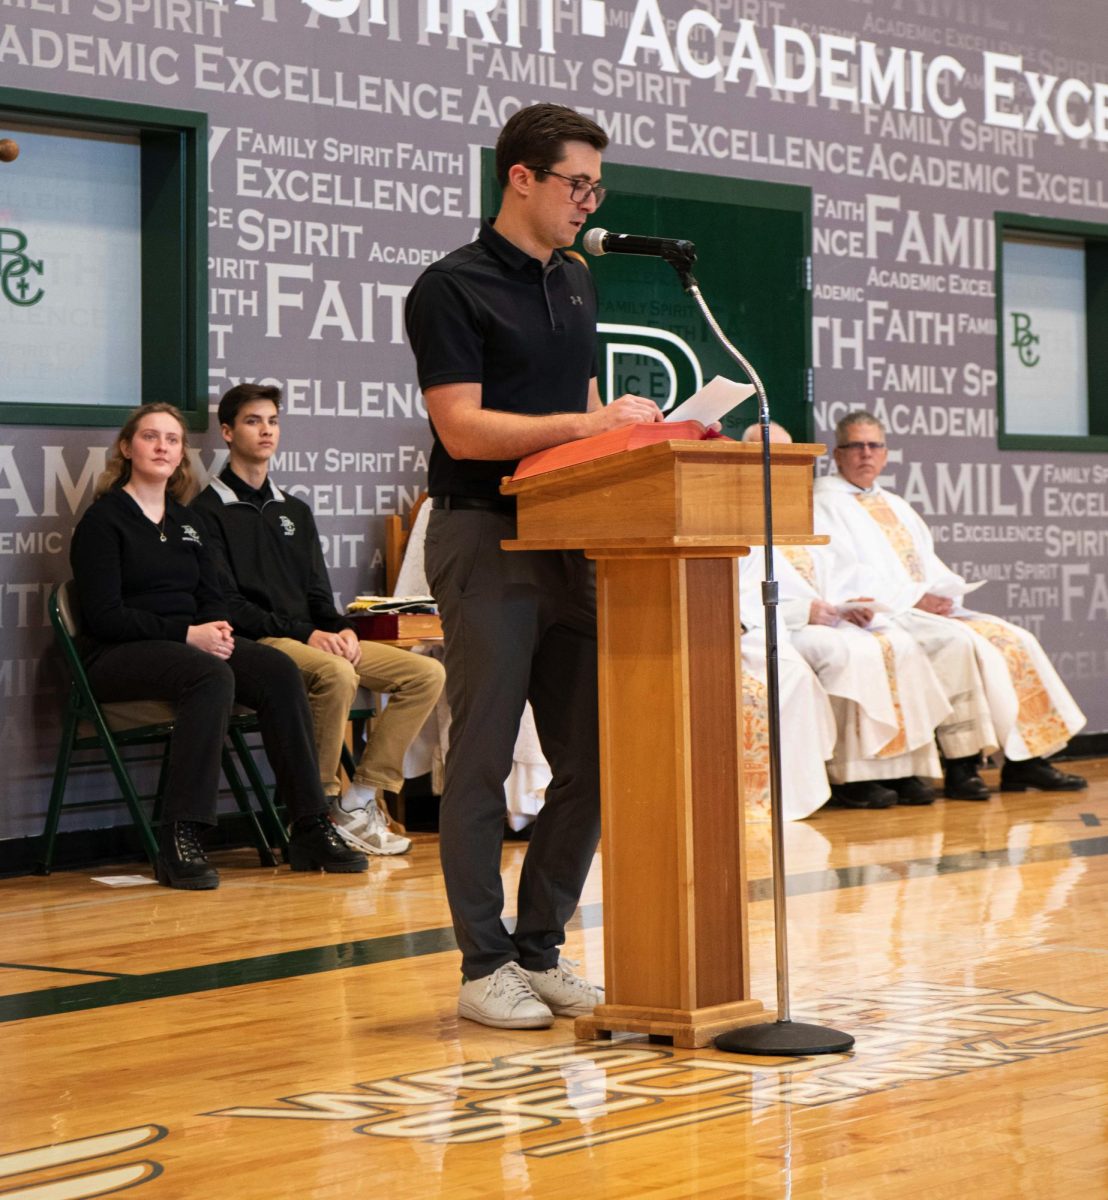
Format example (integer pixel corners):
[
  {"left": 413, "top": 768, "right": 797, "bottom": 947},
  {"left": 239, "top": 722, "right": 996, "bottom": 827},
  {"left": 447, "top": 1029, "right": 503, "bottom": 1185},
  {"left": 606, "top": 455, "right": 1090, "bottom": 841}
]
[
  {"left": 0, "top": 227, "right": 45, "bottom": 307},
  {"left": 1010, "top": 311, "right": 1040, "bottom": 368}
]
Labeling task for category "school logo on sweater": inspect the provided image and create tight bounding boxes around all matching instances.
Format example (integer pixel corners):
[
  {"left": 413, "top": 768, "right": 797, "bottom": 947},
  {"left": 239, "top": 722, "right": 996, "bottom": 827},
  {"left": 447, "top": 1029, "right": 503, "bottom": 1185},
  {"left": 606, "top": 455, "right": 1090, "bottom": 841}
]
[{"left": 279, "top": 516, "right": 296, "bottom": 537}]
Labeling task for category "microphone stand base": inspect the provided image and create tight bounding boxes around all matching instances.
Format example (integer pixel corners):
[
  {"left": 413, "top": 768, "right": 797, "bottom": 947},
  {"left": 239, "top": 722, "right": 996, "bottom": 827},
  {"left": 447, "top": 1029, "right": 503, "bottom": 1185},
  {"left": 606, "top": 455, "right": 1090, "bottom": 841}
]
[{"left": 713, "top": 1020, "right": 855, "bottom": 1057}]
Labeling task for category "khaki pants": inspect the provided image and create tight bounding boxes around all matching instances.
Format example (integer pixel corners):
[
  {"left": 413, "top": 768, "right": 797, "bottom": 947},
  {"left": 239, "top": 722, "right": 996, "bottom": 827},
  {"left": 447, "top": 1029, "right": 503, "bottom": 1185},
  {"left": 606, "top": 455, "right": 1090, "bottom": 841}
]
[{"left": 260, "top": 637, "right": 444, "bottom": 798}]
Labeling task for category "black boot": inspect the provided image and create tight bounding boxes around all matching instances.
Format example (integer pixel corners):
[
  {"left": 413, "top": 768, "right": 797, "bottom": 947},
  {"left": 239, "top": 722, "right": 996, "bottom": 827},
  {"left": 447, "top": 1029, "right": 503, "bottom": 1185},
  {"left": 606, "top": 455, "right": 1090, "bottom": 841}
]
[
  {"left": 157, "top": 821, "right": 219, "bottom": 890},
  {"left": 289, "top": 814, "right": 369, "bottom": 873},
  {"left": 887, "top": 776, "right": 936, "bottom": 806},
  {"left": 943, "top": 755, "right": 990, "bottom": 801},
  {"left": 1000, "top": 757, "right": 1088, "bottom": 792},
  {"left": 828, "top": 781, "right": 897, "bottom": 809}
]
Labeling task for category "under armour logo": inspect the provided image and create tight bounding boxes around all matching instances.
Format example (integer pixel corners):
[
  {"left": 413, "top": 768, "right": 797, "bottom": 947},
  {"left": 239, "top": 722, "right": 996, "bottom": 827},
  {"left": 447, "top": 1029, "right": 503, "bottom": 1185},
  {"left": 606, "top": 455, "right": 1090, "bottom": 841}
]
[{"left": 569, "top": 295, "right": 583, "bottom": 305}]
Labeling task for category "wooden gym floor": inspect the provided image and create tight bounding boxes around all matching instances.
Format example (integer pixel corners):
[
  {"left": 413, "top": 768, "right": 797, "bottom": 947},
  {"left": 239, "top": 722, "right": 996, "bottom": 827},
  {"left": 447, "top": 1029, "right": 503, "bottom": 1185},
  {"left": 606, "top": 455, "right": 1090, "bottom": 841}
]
[{"left": 3, "top": 762, "right": 1108, "bottom": 1198}]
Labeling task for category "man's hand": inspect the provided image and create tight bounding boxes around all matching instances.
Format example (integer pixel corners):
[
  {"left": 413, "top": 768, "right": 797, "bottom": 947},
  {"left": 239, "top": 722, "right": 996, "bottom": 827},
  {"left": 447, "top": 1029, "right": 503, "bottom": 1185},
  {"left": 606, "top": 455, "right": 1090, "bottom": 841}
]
[
  {"left": 842, "top": 601, "right": 876, "bottom": 627},
  {"left": 808, "top": 600, "right": 839, "bottom": 626},
  {"left": 187, "top": 621, "right": 234, "bottom": 659},
  {"left": 915, "top": 593, "right": 954, "bottom": 616},
  {"left": 586, "top": 393, "right": 664, "bottom": 434},
  {"left": 337, "top": 627, "right": 362, "bottom": 665},
  {"left": 308, "top": 629, "right": 360, "bottom": 662}
]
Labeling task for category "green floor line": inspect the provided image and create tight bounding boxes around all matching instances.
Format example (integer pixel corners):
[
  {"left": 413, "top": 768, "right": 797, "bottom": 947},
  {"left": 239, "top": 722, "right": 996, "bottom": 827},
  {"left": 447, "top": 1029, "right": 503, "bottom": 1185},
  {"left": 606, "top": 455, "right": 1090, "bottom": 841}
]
[
  {"left": 0, "top": 961, "right": 133, "bottom": 979},
  {"left": 3, "top": 832, "right": 1106, "bottom": 1024}
]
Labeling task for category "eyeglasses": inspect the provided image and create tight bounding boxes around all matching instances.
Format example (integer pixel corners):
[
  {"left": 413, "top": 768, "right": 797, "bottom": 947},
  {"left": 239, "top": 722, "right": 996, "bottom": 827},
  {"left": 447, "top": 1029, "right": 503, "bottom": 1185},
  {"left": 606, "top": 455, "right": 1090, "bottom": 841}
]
[
  {"left": 529, "top": 166, "right": 607, "bottom": 208},
  {"left": 837, "top": 441, "right": 886, "bottom": 452}
]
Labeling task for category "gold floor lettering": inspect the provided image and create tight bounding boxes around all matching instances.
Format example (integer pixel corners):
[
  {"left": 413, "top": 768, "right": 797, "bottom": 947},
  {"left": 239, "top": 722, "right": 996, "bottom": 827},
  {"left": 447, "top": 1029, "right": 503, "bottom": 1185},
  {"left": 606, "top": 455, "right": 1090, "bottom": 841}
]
[{"left": 201, "top": 983, "right": 1108, "bottom": 1154}]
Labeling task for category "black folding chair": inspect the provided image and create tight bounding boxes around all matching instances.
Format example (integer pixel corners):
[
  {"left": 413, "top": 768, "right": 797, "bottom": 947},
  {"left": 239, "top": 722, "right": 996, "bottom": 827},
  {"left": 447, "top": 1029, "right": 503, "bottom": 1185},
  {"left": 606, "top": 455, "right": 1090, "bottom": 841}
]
[{"left": 38, "top": 581, "right": 284, "bottom": 874}]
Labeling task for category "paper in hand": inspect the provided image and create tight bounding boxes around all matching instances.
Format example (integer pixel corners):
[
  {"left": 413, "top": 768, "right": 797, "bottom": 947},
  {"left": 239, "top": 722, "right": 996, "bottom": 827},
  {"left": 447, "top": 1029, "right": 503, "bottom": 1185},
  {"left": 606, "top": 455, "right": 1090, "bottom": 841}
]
[
  {"left": 665, "top": 376, "right": 756, "bottom": 425},
  {"left": 927, "top": 578, "right": 987, "bottom": 600}
]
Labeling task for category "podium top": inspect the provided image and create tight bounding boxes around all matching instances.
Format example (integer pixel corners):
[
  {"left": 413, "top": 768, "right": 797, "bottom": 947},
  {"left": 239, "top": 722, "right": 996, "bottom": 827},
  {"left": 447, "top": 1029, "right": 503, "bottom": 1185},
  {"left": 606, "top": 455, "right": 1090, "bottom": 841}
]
[
  {"left": 501, "top": 438, "right": 828, "bottom": 555},
  {"left": 502, "top": 438, "right": 826, "bottom": 498}
]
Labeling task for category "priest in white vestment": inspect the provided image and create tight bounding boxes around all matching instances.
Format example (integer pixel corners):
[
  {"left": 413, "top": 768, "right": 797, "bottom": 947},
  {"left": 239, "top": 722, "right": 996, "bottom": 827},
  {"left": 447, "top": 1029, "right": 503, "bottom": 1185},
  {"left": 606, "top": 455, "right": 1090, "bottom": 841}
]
[
  {"left": 741, "top": 423, "right": 950, "bottom": 809},
  {"left": 399, "top": 492, "right": 836, "bottom": 824},
  {"left": 813, "top": 410, "right": 1086, "bottom": 798},
  {"left": 739, "top": 631, "right": 837, "bottom": 821}
]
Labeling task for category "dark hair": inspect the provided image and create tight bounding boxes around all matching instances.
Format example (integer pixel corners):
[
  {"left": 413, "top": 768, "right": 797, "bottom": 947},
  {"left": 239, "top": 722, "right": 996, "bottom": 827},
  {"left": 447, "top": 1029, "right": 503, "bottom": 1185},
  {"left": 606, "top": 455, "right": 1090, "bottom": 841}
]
[
  {"left": 95, "top": 402, "right": 196, "bottom": 501},
  {"left": 494, "top": 103, "right": 608, "bottom": 189},
  {"left": 218, "top": 382, "right": 282, "bottom": 429}
]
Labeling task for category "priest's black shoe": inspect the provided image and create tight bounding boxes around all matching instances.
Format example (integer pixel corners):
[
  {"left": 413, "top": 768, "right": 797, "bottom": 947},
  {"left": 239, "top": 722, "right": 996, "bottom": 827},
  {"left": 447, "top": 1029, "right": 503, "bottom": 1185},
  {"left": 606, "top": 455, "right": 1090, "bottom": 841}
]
[
  {"left": 888, "top": 776, "right": 936, "bottom": 806},
  {"left": 157, "top": 821, "right": 220, "bottom": 890},
  {"left": 943, "top": 756, "right": 991, "bottom": 801},
  {"left": 289, "top": 813, "right": 369, "bottom": 872},
  {"left": 999, "top": 757, "right": 1088, "bottom": 793},
  {"left": 828, "top": 781, "right": 897, "bottom": 809}
]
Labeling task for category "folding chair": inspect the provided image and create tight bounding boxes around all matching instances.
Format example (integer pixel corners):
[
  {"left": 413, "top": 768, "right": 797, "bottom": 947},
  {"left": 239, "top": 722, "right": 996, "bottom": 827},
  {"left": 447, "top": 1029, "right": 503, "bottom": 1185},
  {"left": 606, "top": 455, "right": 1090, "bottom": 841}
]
[{"left": 37, "top": 581, "right": 284, "bottom": 874}]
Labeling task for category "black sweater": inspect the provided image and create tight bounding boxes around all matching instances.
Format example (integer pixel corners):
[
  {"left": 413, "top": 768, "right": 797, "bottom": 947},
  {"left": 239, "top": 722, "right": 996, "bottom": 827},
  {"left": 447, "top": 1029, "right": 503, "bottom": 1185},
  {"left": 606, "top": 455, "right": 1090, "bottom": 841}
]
[
  {"left": 190, "top": 467, "right": 349, "bottom": 644},
  {"left": 69, "top": 489, "right": 228, "bottom": 655}
]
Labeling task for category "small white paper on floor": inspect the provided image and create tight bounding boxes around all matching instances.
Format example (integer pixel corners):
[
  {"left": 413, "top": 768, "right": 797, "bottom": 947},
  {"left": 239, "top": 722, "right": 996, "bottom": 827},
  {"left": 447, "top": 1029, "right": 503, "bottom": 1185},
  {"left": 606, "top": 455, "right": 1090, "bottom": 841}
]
[{"left": 91, "top": 875, "right": 156, "bottom": 887}]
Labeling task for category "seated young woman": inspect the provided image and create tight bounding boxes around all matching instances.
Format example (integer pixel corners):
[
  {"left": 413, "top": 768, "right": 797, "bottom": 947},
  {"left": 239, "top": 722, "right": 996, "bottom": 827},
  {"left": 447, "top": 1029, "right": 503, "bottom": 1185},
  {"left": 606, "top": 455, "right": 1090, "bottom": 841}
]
[{"left": 69, "top": 402, "right": 368, "bottom": 889}]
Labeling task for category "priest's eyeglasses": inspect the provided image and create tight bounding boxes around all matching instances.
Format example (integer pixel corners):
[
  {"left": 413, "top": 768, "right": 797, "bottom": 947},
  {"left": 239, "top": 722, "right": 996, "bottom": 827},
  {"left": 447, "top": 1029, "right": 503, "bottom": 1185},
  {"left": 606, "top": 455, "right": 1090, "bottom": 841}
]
[
  {"left": 838, "top": 441, "right": 886, "bottom": 452},
  {"left": 530, "top": 166, "right": 607, "bottom": 207}
]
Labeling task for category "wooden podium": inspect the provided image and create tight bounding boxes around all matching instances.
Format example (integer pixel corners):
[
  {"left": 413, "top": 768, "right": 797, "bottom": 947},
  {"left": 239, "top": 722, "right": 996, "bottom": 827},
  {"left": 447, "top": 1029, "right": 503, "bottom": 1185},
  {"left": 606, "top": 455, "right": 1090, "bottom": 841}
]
[{"left": 500, "top": 438, "right": 825, "bottom": 1048}]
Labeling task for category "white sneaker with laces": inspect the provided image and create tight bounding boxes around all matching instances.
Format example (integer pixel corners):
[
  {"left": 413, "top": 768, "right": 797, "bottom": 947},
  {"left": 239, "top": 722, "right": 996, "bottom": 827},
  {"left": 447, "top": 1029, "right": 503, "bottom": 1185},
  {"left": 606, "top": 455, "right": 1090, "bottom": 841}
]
[
  {"left": 525, "top": 959, "right": 604, "bottom": 1016},
  {"left": 458, "top": 962, "right": 554, "bottom": 1029},
  {"left": 329, "top": 797, "right": 411, "bottom": 856}
]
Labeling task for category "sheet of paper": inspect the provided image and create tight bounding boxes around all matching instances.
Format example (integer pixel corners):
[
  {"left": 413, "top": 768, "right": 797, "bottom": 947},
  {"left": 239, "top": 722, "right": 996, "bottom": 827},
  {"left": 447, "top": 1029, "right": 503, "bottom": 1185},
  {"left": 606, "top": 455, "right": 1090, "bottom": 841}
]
[
  {"left": 91, "top": 874, "right": 156, "bottom": 887},
  {"left": 927, "top": 578, "right": 987, "bottom": 600},
  {"left": 665, "top": 375, "right": 755, "bottom": 425}
]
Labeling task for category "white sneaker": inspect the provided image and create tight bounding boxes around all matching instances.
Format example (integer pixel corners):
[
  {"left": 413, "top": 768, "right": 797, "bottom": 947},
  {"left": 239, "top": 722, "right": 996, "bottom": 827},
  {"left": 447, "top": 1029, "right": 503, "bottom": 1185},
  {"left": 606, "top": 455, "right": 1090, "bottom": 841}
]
[
  {"left": 525, "top": 959, "right": 604, "bottom": 1016},
  {"left": 458, "top": 962, "right": 554, "bottom": 1029},
  {"left": 329, "top": 798, "right": 411, "bottom": 856}
]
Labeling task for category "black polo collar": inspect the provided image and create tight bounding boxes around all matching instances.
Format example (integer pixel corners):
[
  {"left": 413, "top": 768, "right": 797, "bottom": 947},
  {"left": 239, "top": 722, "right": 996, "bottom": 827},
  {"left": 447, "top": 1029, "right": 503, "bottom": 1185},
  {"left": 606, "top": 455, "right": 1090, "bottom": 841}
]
[{"left": 478, "top": 218, "right": 566, "bottom": 276}]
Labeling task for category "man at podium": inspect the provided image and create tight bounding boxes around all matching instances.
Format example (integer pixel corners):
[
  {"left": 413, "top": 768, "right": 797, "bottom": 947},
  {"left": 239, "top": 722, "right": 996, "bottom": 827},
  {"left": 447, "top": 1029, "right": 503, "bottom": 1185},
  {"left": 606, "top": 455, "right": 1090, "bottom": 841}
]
[{"left": 404, "top": 103, "right": 663, "bottom": 1029}]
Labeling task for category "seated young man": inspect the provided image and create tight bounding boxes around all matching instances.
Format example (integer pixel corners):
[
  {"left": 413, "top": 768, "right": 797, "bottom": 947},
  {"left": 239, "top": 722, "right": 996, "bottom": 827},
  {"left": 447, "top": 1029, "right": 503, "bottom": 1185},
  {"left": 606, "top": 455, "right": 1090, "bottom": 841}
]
[{"left": 192, "top": 384, "right": 445, "bottom": 853}]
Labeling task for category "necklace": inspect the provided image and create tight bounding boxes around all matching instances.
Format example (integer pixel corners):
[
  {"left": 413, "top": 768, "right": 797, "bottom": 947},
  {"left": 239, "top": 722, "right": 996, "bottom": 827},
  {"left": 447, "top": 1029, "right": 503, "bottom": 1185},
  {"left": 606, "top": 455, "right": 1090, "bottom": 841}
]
[{"left": 123, "top": 484, "right": 168, "bottom": 540}]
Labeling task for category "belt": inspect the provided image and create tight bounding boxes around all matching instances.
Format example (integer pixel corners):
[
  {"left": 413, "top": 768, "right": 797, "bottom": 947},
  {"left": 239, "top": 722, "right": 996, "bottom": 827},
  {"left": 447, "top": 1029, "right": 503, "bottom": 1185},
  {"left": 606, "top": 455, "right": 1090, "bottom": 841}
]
[{"left": 432, "top": 495, "right": 515, "bottom": 514}]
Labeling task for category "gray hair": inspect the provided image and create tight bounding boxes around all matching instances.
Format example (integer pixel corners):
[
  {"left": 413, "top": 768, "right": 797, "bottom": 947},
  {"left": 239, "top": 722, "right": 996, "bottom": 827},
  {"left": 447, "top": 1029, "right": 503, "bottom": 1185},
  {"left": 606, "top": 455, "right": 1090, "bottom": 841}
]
[{"left": 834, "top": 410, "right": 885, "bottom": 447}]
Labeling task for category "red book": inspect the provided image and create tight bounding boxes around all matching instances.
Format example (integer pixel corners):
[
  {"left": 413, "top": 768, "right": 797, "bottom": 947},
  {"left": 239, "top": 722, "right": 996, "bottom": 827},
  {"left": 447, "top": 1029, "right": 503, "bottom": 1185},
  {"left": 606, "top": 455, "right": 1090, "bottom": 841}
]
[{"left": 513, "top": 420, "right": 721, "bottom": 481}]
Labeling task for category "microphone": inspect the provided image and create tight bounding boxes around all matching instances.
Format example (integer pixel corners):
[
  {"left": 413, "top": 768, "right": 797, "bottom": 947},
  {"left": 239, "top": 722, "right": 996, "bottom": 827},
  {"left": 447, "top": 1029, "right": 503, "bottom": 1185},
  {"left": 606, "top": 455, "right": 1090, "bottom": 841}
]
[
  {"left": 0, "top": 139, "right": 19, "bottom": 163},
  {"left": 583, "top": 227, "right": 696, "bottom": 262}
]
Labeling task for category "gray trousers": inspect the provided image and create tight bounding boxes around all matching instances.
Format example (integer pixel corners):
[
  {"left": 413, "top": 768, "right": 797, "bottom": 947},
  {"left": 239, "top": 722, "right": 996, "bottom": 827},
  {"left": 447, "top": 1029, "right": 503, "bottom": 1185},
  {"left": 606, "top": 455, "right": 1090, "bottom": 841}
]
[{"left": 425, "top": 508, "right": 601, "bottom": 981}]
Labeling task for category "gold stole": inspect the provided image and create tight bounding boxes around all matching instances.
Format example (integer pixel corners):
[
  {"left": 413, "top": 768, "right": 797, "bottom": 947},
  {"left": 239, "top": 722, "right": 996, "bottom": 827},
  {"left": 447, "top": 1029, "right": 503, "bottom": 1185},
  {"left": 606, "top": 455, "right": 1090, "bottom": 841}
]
[
  {"left": 869, "top": 632, "right": 907, "bottom": 758},
  {"left": 962, "top": 618, "right": 1070, "bottom": 757},
  {"left": 853, "top": 492, "right": 926, "bottom": 582},
  {"left": 781, "top": 545, "right": 817, "bottom": 587},
  {"left": 741, "top": 674, "right": 771, "bottom": 820}
]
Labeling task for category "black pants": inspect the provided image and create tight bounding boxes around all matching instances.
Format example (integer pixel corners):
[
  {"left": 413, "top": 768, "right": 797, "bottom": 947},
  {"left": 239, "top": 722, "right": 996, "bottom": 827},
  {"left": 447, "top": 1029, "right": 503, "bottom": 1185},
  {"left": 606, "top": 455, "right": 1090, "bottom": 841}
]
[
  {"left": 86, "top": 636, "right": 326, "bottom": 826},
  {"left": 425, "top": 508, "right": 601, "bottom": 981}
]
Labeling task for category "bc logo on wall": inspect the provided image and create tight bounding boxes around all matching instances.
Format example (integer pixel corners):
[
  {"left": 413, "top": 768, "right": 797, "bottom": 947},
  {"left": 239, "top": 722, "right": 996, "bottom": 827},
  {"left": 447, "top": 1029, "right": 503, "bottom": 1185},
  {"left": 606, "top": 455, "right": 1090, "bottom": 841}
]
[
  {"left": 0, "top": 228, "right": 44, "bottom": 307},
  {"left": 1009, "top": 312, "right": 1040, "bottom": 369}
]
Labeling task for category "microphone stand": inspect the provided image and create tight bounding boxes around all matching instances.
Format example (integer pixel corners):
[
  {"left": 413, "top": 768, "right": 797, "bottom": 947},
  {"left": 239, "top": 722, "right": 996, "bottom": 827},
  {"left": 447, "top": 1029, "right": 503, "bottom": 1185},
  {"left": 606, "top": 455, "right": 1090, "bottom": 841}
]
[{"left": 664, "top": 247, "right": 853, "bottom": 1057}]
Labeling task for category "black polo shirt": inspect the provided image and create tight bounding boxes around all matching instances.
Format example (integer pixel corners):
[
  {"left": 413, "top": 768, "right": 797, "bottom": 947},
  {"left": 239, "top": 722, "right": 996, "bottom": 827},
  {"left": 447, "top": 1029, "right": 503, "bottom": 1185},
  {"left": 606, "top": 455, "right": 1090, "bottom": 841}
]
[{"left": 404, "top": 219, "right": 599, "bottom": 500}]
